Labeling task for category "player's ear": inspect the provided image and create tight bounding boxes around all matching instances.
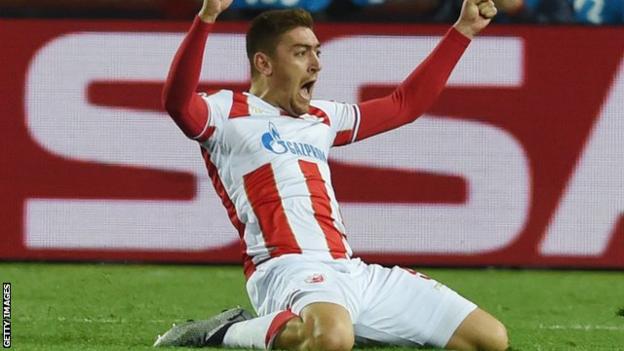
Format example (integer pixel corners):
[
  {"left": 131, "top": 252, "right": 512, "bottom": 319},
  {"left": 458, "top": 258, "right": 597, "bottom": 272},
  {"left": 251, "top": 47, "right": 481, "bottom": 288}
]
[{"left": 253, "top": 52, "right": 272, "bottom": 77}]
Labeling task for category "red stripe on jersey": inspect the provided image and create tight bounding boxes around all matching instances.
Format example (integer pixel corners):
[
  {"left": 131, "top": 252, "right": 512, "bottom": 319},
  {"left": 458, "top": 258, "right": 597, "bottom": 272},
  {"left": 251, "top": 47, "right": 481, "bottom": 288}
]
[
  {"left": 229, "top": 92, "right": 250, "bottom": 118},
  {"left": 298, "top": 160, "right": 347, "bottom": 259},
  {"left": 333, "top": 130, "right": 352, "bottom": 146},
  {"left": 243, "top": 163, "right": 302, "bottom": 258},
  {"left": 308, "top": 106, "right": 330, "bottom": 126},
  {"left": 201, "top": 147, "right": 255, "bottom": 277}
]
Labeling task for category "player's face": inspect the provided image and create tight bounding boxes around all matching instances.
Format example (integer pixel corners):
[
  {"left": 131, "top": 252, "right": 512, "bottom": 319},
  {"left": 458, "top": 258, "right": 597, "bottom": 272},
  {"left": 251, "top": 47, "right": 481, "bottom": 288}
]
[{"left": 270, "top": 26, "right": 321, "bottom": 116}]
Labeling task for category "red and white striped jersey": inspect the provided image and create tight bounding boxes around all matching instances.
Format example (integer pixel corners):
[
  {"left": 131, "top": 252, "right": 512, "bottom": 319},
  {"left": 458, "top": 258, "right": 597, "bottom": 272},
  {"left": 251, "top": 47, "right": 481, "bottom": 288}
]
[{"left": 194, "top": 90, "right": 361, "bottom": 278}]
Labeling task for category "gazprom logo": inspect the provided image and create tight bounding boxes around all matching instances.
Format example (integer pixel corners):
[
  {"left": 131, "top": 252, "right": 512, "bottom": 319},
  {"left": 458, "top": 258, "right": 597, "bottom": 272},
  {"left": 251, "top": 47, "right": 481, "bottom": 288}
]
[
  {"left": 261, "top": 122, "right": 327, "bottom": 162},
  {"left": 262, "top": 122, "right": 288, "bottom": 154}
]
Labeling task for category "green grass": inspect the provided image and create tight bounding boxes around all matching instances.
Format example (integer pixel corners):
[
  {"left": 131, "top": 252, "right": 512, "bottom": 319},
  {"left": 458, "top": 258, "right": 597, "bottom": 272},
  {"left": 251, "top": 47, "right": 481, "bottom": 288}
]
[{"left": 2, "top": 263, "right": 624, "bottom": 350}]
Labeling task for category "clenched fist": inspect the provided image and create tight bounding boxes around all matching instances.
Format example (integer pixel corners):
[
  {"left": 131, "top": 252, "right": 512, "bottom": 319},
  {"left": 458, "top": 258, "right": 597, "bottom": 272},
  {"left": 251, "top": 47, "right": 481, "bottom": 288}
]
[
  {"left": 454, "top": 0, "right": 497, "bottom": 39},
  {"left": 199, "top": 0, "right": 234, "bottom": 23}
]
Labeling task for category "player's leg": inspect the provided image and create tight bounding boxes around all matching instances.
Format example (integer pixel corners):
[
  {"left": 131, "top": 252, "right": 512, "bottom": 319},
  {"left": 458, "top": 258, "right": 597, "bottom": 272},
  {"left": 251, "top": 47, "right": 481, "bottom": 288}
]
[
  {"left": 273, "top": 301, "right": 354, "bottom": 351},
  {"left": 218, "top": 301, "right": 354, "bottom": 351},
  {"left": 351, "top": 263, "right": 508, "bottom": 351},
  {"left": 444, "top": 307, "right": 508, "bottom": 351},
  {"left": 244, "top": 255, "right": 358, "bottom": 350},
  {"left": 152, "top": 303, "right": 355, "bottom": 350}
]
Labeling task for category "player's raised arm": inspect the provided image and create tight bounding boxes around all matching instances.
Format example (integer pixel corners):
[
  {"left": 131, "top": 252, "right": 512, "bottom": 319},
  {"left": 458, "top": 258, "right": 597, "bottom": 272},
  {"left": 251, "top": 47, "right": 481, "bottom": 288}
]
[
  {"left": 162, "top": 0, "right": 233, "bottom": 138},
  {"left": 354, "top": 0, "right": 497, "bottom": 142}
]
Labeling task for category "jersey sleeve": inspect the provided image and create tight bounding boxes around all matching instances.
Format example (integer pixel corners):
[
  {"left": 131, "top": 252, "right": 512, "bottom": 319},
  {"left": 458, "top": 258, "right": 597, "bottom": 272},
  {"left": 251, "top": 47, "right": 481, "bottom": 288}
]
[
  {"left": 354, "top": 27, "right": 470, "bottom": 142},
  {"left": 310, "top": 100, "right": 361, "bottom": 147},
  {"left": 193, "top": 90, "right": 233, "bottom": 143},
  {"left": 162, "top": 16, "right": 213, "bottom": 140}
]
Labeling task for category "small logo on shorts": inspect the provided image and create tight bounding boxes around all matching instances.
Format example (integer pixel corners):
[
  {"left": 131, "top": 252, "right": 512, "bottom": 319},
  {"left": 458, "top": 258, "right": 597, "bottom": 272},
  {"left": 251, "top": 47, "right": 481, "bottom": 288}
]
[{"left": 305, "top": 273, "right": 325, "bottom": 284}]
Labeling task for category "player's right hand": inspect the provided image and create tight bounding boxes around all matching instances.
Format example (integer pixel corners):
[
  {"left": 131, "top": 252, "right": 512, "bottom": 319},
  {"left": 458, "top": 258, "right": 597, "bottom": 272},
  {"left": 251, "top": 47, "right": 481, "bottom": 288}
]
[{"left": 199, "top": 0, "right": 233, "bottom": 23}]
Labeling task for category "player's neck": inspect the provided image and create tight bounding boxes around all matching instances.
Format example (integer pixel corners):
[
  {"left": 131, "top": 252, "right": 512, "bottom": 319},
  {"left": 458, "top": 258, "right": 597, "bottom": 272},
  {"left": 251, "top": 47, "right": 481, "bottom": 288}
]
[{"left": 249, "top": 82, "right": 292, "bottom": 115}]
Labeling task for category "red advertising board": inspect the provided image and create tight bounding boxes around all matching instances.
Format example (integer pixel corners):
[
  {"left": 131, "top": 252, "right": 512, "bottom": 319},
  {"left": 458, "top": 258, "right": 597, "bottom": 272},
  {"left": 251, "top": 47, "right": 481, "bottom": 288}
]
[{"left": 1, "top": 19, "right": 623, "bottom": 268}]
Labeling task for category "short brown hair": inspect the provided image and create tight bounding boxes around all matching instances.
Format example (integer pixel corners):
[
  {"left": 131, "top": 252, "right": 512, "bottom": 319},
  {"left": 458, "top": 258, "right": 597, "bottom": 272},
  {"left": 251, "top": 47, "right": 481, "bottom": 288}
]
[{"left": 246, "top": 8, "right": 314, "bottom": 75}]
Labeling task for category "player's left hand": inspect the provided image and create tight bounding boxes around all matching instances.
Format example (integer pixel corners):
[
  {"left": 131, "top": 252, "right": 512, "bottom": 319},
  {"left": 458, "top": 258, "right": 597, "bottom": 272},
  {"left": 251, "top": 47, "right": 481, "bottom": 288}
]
[{"left": 453, "top": 0, "right": 497, "bottom": 39}]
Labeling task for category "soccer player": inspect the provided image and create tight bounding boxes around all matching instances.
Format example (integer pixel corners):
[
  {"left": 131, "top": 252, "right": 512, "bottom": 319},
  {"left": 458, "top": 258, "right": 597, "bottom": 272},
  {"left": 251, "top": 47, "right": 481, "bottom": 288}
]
[{"left": 154, "top": 0, "right": 508, "bottom": 350}]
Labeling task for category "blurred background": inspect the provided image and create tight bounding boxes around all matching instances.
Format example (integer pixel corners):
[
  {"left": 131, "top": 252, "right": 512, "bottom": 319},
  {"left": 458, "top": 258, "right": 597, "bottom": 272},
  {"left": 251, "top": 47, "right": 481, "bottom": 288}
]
[
  {"left": 2, "top": 2, "right": 624, "bottom": 350},
  {"left": 2, "top": 0, "right": 624, "bottom": 267},
  {"left": 1, "top": 0, "right": 623, "bottom": 24}
]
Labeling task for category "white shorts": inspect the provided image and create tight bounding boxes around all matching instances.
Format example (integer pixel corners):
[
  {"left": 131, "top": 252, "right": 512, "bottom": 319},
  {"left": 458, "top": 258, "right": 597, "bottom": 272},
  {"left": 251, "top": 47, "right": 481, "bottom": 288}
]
[{"left": 246, "top": 254, "right": 477, "bottom": 348}]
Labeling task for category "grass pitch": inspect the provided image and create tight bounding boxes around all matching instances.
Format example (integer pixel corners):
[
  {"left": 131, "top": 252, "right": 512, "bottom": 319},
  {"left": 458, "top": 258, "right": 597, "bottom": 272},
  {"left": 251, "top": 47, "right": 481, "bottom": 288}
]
[{"left": 2, "top": 263, "right": 623, "bottom": 351}]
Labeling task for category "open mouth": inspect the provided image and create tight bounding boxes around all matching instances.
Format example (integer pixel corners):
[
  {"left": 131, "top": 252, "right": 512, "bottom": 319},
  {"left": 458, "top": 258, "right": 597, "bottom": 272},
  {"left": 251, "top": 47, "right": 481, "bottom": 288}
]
[{"left": 299, "top": 80, "right": 316, "bottom": 101}]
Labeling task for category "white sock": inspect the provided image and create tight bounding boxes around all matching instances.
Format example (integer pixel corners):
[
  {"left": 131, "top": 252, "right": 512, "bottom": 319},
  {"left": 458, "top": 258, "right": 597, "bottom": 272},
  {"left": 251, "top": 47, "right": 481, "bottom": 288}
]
[{"left": 222, "top": 310, "right": 297, "bottom": 350}]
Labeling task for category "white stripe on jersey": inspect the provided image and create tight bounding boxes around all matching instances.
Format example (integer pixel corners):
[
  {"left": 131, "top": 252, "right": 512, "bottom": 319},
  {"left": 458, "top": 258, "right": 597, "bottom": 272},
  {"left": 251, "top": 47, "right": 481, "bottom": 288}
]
[
  {"left": 277, "top": 163, "right": 334, "bottom": 256},
  {"left": 198, "top": 90, "right": 358, "bottom": 271},
  {"left": 239, "top": 197, "right": 272, "bottom": 267}
]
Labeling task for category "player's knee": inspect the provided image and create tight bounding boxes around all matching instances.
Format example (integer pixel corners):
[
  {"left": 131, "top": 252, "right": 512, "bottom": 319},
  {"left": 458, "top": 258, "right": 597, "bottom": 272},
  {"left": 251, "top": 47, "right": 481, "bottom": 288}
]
[
  {"left": 449, "top": 309, "right": 509, "bottom": 351},
  {"left": 470, "top": 319, "right": 508, "bottom": 351},
  {"left": 483, "top": 320, "right": 508, "bottom": 351},
  {"left": 296, "top": 303, "right": 354, "bottom": 351},
  {"left": 491, "top": 320, "right": 509, "bottom": 351},
  {"left": 309, "top": 328, "right": 354, "bottom": 351},
  {"left": 304, "top": 317, "right": 354, "bottom": 351}
]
